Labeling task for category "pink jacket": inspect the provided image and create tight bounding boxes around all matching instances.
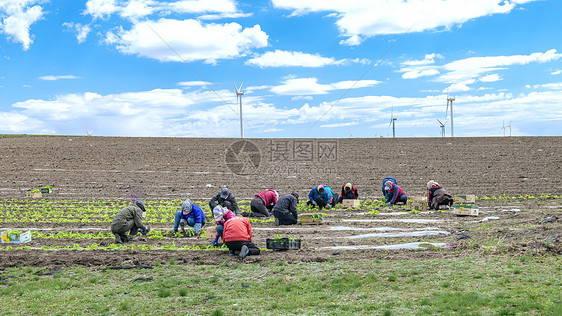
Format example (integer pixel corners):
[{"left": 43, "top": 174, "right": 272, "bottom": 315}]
[
  {"left": 256, "top": 189, "right": 278, "bottom": 210},
  {"left": 215, "top": 209, "right": 235, "bottom": 238}
]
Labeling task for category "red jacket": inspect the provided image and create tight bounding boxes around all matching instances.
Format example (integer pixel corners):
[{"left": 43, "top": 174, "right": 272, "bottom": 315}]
[
  {"left": 223, "top": 216, "right": 252, "bottom": 242},
  {"left": 256, "top": 189, "right": 278, "bottom": 210}
]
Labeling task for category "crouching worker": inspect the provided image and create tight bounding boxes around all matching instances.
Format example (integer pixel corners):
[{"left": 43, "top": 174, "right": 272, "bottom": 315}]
[
  {"left": 427, "top": 180, "right": 454, "bottom": 210},
  {"left": 244, "top": 189, "right": 278, "bottom": 217},
  {"left": 382, "top": 176, "right": 398, "bottom": 199},
  {"left": 209, "top": 188, "right": 239, "bottom": 215},
  {"left": 211, "top": 205, "right": 235, "bottom": 246},
  {"left": 173, "top": 199, "right": 206, "bottom": 236},
  {"left": 223, "top": 216, "right": 260, "bottom": 259},
  {"left": 111, "top": 199, "right": 150, "bottom": 244},
  {"left": 384, "top": 181, "right": 408, "bottom": 206},
  {"left": 337, "top": 183, "right": 358, "bottom": 203},
  {"left": 272, "top": 191, "right": 299, "bottom": 226},
  {"left": 307, "top": 185, "right": 336, "bottom": 209}
]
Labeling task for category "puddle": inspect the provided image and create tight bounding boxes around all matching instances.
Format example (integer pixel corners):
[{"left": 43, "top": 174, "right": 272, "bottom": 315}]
[
  {"left": 376, "top": 212, "right": 431, "bottom": 216},
  {"left": 342, "top": 219, "right": 444, "bottom": 224},
  {"left": 479, "top": 216, "right": 500, "bottom": 222},
  {"left": 330, "top": 226, "right": 441, "bottom": 232},
  {"left": 322, "top": 242, "right": 447, "bottom": 250},
  {"left": 348, "top": 230, "right": 450, "bottom": 239}
]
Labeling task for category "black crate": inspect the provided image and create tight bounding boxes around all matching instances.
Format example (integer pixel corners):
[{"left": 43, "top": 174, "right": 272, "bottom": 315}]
[{"left": 266, "top": 238, "right": 301, "bottom": 250}]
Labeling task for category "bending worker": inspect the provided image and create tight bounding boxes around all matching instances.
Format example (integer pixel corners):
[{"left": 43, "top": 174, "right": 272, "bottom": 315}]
[
  {"left": 427, "top": 180, "right": 454, "bottom": 210},
  {"left": 272, "top": 191, "right": 300, "bottom": 226},
  {"left": 173, "top": 199, "right": 206, "bottom": 236},
  {"left": 307, "top": 184, "right": 336, "bottom": 209},
  {"left": 384, "top": 181, "right": 408, "bottom": 206},
  {"left": 244, "top": 189, "right": 278, "bottom": 217},
  {"left": 111, "top": 199, "right": 150, "bottom": 244},
  {"left": 209, "top": 188, "right": 239, "bottom": 215},
  {"left": 337, "top": 183, "right": 358, "bottom": 203}
]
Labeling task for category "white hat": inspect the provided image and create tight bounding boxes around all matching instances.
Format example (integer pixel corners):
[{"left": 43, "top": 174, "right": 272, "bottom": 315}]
[{"left": 213, "top": 206, "right": 225, "bottom": 221}]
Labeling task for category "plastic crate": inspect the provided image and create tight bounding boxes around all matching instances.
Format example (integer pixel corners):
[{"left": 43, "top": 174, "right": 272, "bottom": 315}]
[
  {"left": 299, "top": 213, "right": 323, "bottom": 225},
  {"left": 266, "top": 238, "right": 301, "bottom": 250},
  {"left": 1, "top": 231, "right": 32, "bottom": 244}
]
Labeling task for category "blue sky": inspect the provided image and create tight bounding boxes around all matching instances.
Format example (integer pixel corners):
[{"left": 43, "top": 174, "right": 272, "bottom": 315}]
[{"left": 0, "top": 0, "right": 561, "bottom": 138}]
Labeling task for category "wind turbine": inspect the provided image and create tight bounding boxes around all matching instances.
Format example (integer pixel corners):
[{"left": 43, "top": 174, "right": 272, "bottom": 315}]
[
  {"left": 501, "top": 121, "right": 506, "bottom": 136},
  {"left": 389, "top": 107, "right": 397, "bottom": 138},
  {"left": 234, "top": 82, "right": 244, "bottom": 138},
  {"left": 86, "top": 128, "right": 93, "bottom": 136},
  {"left": 437, "top": 119, "right": 447, "bottom": 137},
  {"left": 446, "top": 92, "right": 455, "bottom": 137},
  {"left": 506, "top": 121, "right": 512, "bottom": 137},
  {"left": 349, "top": 128, "right": 354, "bottom": 138}
]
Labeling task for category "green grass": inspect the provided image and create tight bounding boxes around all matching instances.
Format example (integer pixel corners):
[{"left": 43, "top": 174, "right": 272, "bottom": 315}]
[{"left": 0, "top": 255, "right": 560, "bottom": 315}]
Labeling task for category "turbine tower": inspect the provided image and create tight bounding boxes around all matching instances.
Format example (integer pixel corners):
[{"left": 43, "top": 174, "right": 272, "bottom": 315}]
[
  {"left": 389, "top": 107, "right": 397, "bottom": 138},
  {"left": 234, "top": 82, "right": 244, "bottom": 138},
  {"left": 446, "top": 93, "right": 455, "bottom": 137},
  {"left": 501, "top": 121, "right": 506, "bottom": 136},
  {"left": 86, "top": 128, "right": 93, "bottom": 136},
  {"left": 506, "top": 121, "right": 512, "bottom": 137},
  {"left": 437, "top": 119, "right": 446, "bottom": 137}
]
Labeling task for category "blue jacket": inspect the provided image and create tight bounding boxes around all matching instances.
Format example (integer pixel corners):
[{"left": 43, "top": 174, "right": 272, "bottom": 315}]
[
  {"left": 308, "top": 185, "right": 335, "bottom": 203},
  {"left": 175, "top": 204, "right": 206, "bottom": 225}
]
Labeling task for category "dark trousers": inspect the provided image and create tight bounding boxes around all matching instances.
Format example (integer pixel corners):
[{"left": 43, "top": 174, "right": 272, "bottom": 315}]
[
  {"left": 337, "top": 192, "right": 356, "bottom": 204},
  {"left": 225, "top": 241, "right": 260, "bottom": 256},
  {"left": 431, "top": 198, "right": 454, "bottom": 210},
  {"left": 393, "top": 194, "right": 408, "bottom": 205},
  {"left": 273, "top": 210, "right": 298, "bottom": 225},
  {"left": 111, "top": 221, "right": 140, "bottom": 239},
  {"left": 247, "top": 197, "right": 270, "bottom": 217}
]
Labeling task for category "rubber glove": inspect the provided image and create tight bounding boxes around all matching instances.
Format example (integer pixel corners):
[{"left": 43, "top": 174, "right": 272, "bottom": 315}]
[
  {"left": 312, "top": 200, "right": 317, "bottom": 206},
  {"left": 212, "top": 237, "right": 219, "bottom": 246},
  {"left": 194, "top": 223, "right": 202, "bottom": 234}
]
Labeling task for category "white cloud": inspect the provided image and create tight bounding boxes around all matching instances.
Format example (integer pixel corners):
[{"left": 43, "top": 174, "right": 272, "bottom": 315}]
[
  {"left": 398, "top": 49, "right": 562, "bottom": 91},
  {"left": 84, "top": 0, "right": 119, "bottom": 20},
  {"left": 320, "top": 122, "right": 359, "bottom": 128},
  {"left": 120, "top": 0, "right": 157, "bottom": 21},
  {"left": 440, "top": 49, "right": 562, "bottom": 83},
  {"left": 444, "top": 79, "right": 475, "bottom": 92},
  {"left": 0, "top": 0, "right": 45, "bottom": 50},
  {"left": 479, "top": 74, "right": 501, "bottom": 82},
  {"left": 63, "top": 22, "right": 92, "bottom": 43},
  {"left": 291, "top": 96, "right": 313, "bottom": 101},
  {"left": 528, "top": 82, "right": 562, "bottom": 90},
  {"left": 551, "top": 70, "right": 561, "bottom": 75},
  {"left": 177, "top": 81, "right": 210, "bottom": 87},
  {"left": 246, "top": 50, "right": 367, "bottom": 68},
  {"left": 270, "top": 77, "right": 380, "bottom": 95},
  {"left": 272, "top": 0, "right": 539, "bottom": 45},
  {"left": 39, "top": 75, "right": 80, "bottom": 81},
  {"left": 109, "top": 19, "right": 268, "bottom": 63}
]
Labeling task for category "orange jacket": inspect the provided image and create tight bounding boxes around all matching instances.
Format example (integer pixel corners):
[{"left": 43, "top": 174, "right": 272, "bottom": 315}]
[{"left": 223, "top": 216, "right": 252, "bottom": 242}]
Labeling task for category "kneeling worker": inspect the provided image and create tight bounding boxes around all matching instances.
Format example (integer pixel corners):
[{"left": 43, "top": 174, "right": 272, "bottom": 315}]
[
  {"left": 223, "top": 216, "right": 260, "bottom": 259},
  {"left": 111, "top": 199, "right": 150, "bottom": 244},
  {"left": 427, "top": 180, "right": 454, "bottom": 210},
  {"left": 272, "top": 191, "right": 299, "bottom": 226}
]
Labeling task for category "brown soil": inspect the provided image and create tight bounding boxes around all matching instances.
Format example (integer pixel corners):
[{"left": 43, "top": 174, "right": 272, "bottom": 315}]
[{"left": 0, "top": 136, "right": 560, "bottom": 267}]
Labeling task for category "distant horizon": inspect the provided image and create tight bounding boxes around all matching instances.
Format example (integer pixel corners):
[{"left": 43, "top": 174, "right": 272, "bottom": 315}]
[{"left": 1, "top": 1, "right": 561, "bottom": 138}]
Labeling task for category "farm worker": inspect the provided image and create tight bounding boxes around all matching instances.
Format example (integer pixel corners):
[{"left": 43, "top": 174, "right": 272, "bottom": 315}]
[
  {"left": 111, "top": 199, "right": 150, "bottom": 244},
  {"left": 272, "top": 191, "right": 299, "bottom": 226},
  {"left": 212, "top": 205, "right": 235, "bottom": 246},
  {"left": 337, "top": 183, "right": 358, "bottom": 204},
  {"left": 173, "top": 199, "right": 206, "bottom": 236},
  {"left": 209, "top": 187, "right": 239, "bottom": 215},
  {"left": 223, "top": 216, "right": 260, "bottom": 259},
  {"left": 384, "top": 181, "right": 408, "bottom": 206},
  {"left": 307, "top": 184, "right": 336, "bottom": 209},
  {"left": 382, "top": 176, "right": 398, "bottom": 200},
  {"left": 426, "top": 180, "right": 454, "bottom": 210},
  {"left": 243, "top": 189, "right": 278, "bottom": 217}
]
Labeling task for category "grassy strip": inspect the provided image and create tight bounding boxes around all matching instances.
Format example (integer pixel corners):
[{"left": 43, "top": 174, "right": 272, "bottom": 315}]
[{"left": 0, "top": 254, "right": 560, "bottom": 315}]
